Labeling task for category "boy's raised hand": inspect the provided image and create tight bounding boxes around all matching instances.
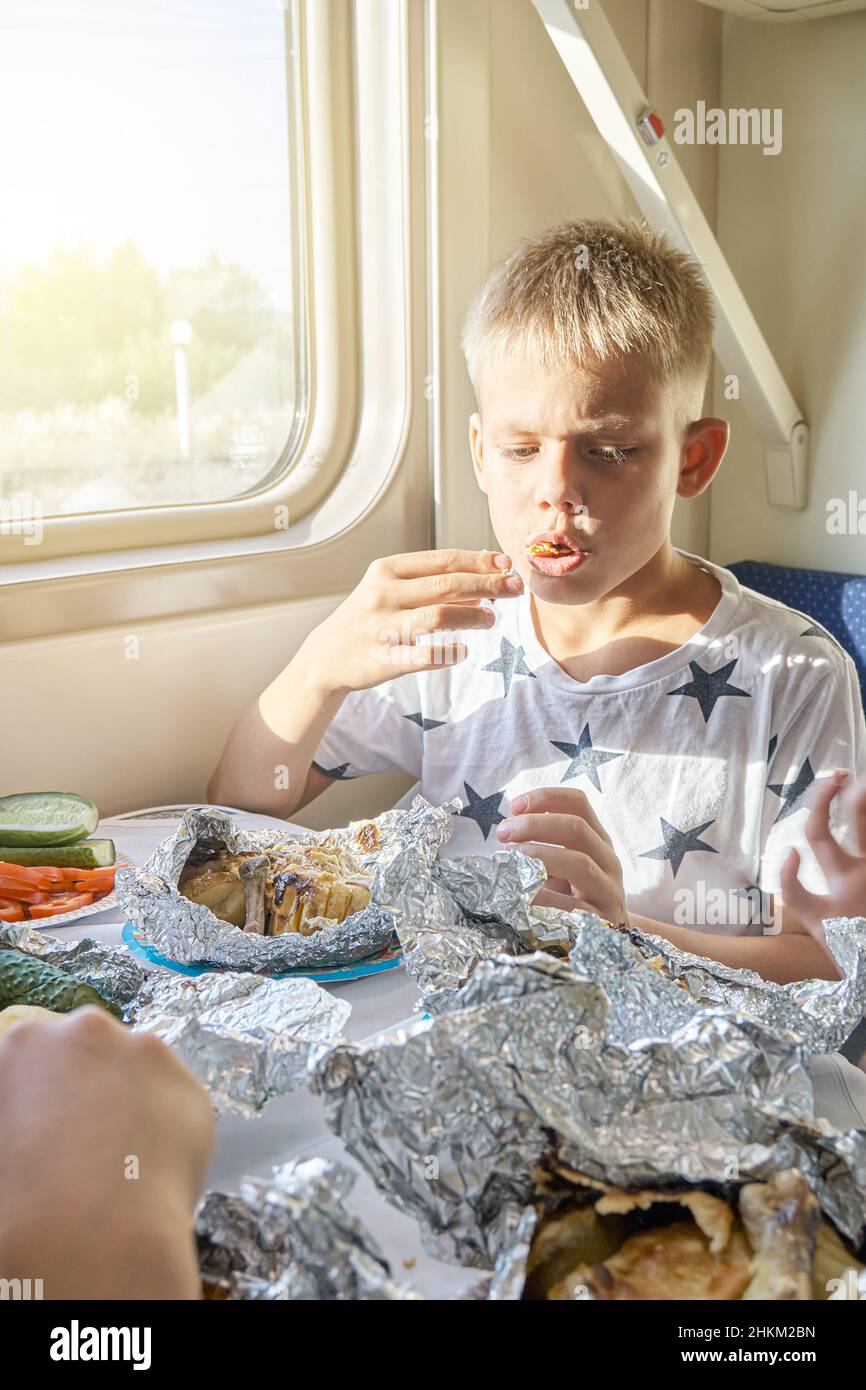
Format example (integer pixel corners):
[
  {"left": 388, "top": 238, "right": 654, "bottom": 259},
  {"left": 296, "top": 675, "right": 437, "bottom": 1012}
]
[
  {"left": 302, "top": 549, "right": 524, "bottom": 696},
  {"left": 780, "top": 771, "right": 866, "bottom": 938},
  {"left": 496, "top": 786, "right": 628, "bottom": 926}
]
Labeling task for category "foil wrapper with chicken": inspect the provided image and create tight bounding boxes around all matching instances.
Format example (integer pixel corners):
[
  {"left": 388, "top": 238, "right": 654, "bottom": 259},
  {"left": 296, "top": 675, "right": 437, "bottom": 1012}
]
[
  {"left": 314, "top": 927, "right": 866, "bottom": 1270},
  {"left": 493, "top": 1165, "right": 865, "bottom": 1302},
  {"left": 177, "top": 842, "right": 373, "bottom": 938},
  {"left": 116, "top": 798, "right": 455, "bottom": 975}
]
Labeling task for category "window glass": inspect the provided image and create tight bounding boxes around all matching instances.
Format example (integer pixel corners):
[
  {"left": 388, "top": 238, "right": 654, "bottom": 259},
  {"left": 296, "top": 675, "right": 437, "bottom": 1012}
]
[{"left": 0, "top": 0, "right": 303, "bottom": 516}]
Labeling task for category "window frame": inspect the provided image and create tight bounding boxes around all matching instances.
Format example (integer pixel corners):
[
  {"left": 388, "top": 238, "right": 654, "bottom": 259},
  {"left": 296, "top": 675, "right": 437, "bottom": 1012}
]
[{"left": 2, "top": 0, "right": 431, "bottom": 640}]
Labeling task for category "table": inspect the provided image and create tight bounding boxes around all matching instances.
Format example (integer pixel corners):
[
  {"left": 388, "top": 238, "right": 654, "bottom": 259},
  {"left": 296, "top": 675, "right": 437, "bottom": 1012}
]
[
  {"left": 43, "top": 807, "right": 866, "bottom": 1298},
  {"left": 46, "top": 808, "right": 480, "bottom": 1299}
]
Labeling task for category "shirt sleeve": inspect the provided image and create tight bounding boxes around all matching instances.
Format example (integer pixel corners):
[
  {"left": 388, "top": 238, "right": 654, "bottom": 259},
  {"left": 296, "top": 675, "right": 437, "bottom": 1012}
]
[
  {"left": 310, "top": 674, "right": 425, "bottom": 782},
  {"left": 759, "top": 655, "right": 866, "bottom": 895}
]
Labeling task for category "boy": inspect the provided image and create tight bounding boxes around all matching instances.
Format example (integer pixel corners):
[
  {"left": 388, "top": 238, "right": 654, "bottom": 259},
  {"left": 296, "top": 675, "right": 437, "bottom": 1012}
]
[{"left": 208, "top": 220, "right": 866, "bottom": 985}]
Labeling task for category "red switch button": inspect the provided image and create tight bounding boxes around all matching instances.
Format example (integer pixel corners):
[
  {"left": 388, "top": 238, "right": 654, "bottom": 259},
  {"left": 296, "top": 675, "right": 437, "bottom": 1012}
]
[{"left": 637, "top": 108, "right": 665, "bottom": 145}]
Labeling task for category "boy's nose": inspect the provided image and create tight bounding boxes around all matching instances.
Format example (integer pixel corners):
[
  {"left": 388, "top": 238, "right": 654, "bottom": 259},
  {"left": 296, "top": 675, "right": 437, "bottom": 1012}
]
[{"left": 534, "top": 450, "right": 585, "bottom": 514}]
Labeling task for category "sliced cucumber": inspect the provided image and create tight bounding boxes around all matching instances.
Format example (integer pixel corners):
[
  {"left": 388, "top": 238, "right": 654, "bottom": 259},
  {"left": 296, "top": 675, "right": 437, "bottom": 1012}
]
[
  {"left": 0, "top": 792, "right": 99, "bottom": 847},
  {"left": 0, "top": 838, "right": 115, "bottom": 869}
]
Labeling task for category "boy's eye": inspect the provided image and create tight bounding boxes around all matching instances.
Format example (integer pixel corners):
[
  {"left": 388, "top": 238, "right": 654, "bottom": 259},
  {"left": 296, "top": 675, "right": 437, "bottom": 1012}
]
[
  {"left": 499, "top": 446, "right": 539, "bottom": 461},
  {"left": 498, "top": 444, "right": 639, "bottom": 464},
  {"left": 589, "top": 447, "right": 638, "bottom": 465}
]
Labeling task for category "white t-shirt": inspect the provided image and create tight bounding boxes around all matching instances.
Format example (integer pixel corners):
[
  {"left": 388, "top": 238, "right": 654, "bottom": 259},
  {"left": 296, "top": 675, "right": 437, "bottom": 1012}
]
[{"left": 312, "top": 551, "right": 866, "bottom": 934}]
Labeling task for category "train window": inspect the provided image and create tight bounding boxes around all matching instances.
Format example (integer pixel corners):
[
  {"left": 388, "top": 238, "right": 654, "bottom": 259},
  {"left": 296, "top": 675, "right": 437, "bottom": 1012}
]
[{"left": 0, "top": 0, "right": 305, "bottom": 517}]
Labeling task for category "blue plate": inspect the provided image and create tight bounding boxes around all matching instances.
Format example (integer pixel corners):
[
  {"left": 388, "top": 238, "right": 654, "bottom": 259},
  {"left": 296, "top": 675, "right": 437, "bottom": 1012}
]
[{"left": 121, "top": 921, "right": 403, "bottom": 983}]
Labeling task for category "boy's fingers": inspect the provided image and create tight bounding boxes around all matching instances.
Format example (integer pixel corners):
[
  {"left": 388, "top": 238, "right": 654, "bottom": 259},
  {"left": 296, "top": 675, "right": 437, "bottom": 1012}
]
[
  {"left": 497, "top": 812, "right": 616, "bottom": 875},
  {"left": 398, "top": 570, "right": 522, "bottom": 608},
  {"left": 544, "top": 875, "right": 572, "bottom": 895},
  {"left": 804, "top": 772, "right": 857, "bottom": 879},
  {"left": 381, "top": 549, "right": 513, "bottom": 580},
  {"left": 533, "top": 886, "right": 596, "bottom": 915},
  {"left": 506, "top": 840, "right": 609, "bottom": 902},
  {"left": 380, "top": 642, "right": 469, "bottom": 673},
  {"left": 779, "top": 847, "right": 826, "bottom": 937},
  {"left": 507, "top": 786, "right": 611, "bottom": 845},
  {"left": 400, "top": 605, "right": 497, "bottom": 637}
]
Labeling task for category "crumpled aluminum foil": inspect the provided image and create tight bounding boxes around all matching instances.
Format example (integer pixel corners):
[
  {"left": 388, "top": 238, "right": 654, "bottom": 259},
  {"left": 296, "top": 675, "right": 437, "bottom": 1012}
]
[
  {"left": 129, "top": 969, "right": 351, "bottom": 1116},
  {"left": 0, "top": 920, "right": 149, "bottom": 1010},
  {"left": 116, "top": 799, "right": 454, "bottom": 974},
  {"left": 622, "top": 915, "right": 866, "bottom": 1055},
  {"left": 375, "top": 811, "right": 866, "bottom": 1054},
  {"left": 487, "top": 1205, "right": 539, "bottom": 1301},
  {"left": 0, "top": 921, "right": 349, "bottom": 1117},
  {"left": 196, "top": 1157, "right": 421, "bottom": 1299},
  {"left": 374, "top": 835, "right": 589, "bottom": 1011},
  {"left": 314, "top": 924, "right": 866, "bottom": 1268}
]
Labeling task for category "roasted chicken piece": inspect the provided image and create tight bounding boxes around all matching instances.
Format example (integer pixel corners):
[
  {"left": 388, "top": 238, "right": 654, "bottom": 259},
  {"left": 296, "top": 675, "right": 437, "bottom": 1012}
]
[
  {"left": 525, "top": 1167, "right": 856, "bottom": 1301},
  {"left": 178, "top": 850, "right": 248, "bottom": 927},
  {"left": 739, "top": 1170, "right": 819, "bottom": 1300},
  {"left": 264, "top": 844, "right": 371, "bottom": 936},
  {"left": 553, "top": 1220, "right": 753, "bottom": 1301},
  {"left": 178, "top": 841, "right": 371, "bottom": 936},
  {"left": 238, "top": 855, "right": 270, "bottom": 936}
]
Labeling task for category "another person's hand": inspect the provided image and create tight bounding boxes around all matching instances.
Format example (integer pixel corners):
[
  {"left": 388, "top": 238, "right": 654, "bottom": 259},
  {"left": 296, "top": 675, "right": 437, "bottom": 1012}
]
[
  {"left": 780, "top": 770, "right": 866, "bottom": 940},
  {"left": 299, "top": 548, "right": 523, "bottom": 695},
  {"left": 495, "top": 785, "right": 628, "bottom": 925},
  {"left": 0, "top": 1007, "right": 215, "bottom": 1299}
]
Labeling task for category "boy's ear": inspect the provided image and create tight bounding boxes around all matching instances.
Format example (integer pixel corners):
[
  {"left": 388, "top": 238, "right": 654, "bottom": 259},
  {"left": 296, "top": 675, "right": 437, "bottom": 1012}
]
[
  {"left": 677, "top": 417, "right": 730, "bottom": 498},
  {"left": 469, "top": 412, "right": 488, "bottom": 494}
]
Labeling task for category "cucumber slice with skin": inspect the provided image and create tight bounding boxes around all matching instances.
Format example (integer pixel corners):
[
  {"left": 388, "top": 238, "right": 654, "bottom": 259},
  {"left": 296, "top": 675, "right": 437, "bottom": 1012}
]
[
  {"left": 0, "top": 792, "right": 99, "bottom": 847},
  {"left": 0, "top": 839, "right": 115, "bottom": 869},
  {"left": 0, "top": 951, "right": 121, "bottom": 1018}
]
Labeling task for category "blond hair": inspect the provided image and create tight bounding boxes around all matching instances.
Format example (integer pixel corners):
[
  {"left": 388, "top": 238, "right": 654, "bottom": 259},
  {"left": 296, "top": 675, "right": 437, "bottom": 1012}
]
[{"left": 461, "top": 219, "right": 714, "bottom": 399}]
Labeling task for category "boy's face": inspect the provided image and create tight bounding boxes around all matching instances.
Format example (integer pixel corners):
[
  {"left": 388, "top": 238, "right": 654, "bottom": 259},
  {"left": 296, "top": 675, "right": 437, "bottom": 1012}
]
[{"left": 469, "top": 354, "right": 729, "bottom": 606}]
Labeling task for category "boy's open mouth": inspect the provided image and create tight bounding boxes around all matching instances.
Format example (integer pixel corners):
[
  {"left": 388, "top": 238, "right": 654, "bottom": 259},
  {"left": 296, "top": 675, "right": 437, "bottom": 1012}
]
[{"left": 526, "top": 532, "right": 587, "bottom": 576}]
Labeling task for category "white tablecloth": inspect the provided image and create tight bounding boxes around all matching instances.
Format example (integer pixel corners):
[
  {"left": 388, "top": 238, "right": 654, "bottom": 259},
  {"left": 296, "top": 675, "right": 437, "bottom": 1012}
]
[
  {"left": 41, "top": 805, "right": 866, "bottom": 1297},
  {"left": 44, "top": 807, "right": 478, "bottom": 1298}
]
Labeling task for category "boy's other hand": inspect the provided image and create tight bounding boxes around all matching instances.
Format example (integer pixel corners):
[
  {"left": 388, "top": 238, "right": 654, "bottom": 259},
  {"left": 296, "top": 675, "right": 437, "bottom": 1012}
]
[
  {"left": 0, "top": 1007, "right": 215, "bottom": 1298},
  {"left": 780, "top": 770, "right": 866, "bottom": 940},
  {"left": 301, "top": 549, "right": 523, "bottom": 696},
  {"left": 496, "top": 786, "right": 627, "bottom": 925}
]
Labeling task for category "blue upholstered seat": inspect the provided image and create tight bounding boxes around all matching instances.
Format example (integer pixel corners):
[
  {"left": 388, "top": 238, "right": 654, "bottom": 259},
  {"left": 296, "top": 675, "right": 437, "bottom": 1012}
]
[{"left": 728, "top": 559, "right": 866, "bottom": 709}]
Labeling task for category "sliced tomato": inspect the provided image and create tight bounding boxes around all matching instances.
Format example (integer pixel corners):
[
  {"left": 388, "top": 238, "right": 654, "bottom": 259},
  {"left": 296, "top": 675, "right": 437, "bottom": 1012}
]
[
  {"left": 34, "top": 866, "right": 69, "bottom": 885},
  {"left": 28, "top": 892, "right": 94, "bottom": 917},
  {"left": 0, "top": 878, "right": 54, "bottom": 903},
  {"left": 0, "top": 862, "right": 54, "bottom": 889},
  {"left": 52, "top": 890, "right": 95, "bottom": 907}
]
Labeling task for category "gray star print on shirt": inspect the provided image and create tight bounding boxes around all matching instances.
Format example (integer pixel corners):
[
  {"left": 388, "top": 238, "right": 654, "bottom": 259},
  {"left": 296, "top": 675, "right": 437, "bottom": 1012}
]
[
  {"left": 458, "top": 781, "right": 507, "bottom": 840},
  {"left": 768, "top": 756, "right": 815, "bottom": 822},
  {"left": 668, "top": 659, "right": 750, "bottom": 723},
  {"left": 482, "top": 637, "right": 536, "bottom": 699},
  {"left": 311, "top": 760, "right": 354, "bottom": 780},
  {"left": 640, "top": 817, "right": 718, "bottom": 878},
  {"left": 551, "top": 724, "right": 623, "bottom": 792},
  {"left": 404, "top": 712, "right": 446, "bottom": 732}
]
